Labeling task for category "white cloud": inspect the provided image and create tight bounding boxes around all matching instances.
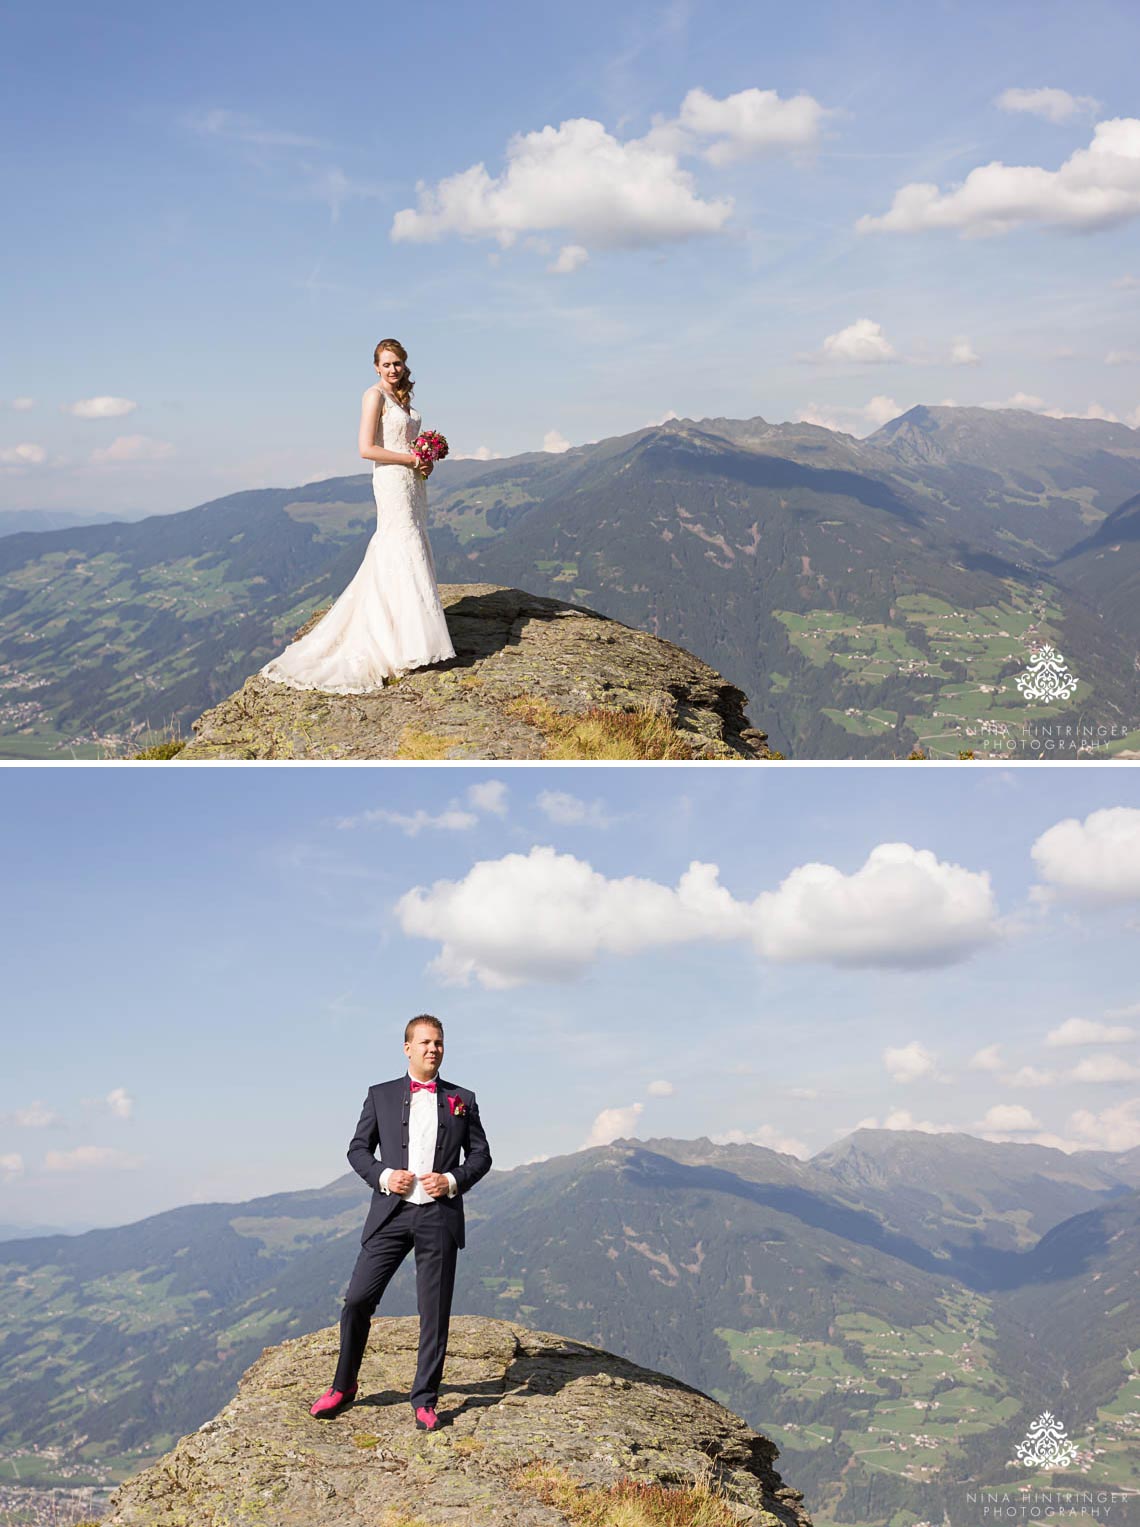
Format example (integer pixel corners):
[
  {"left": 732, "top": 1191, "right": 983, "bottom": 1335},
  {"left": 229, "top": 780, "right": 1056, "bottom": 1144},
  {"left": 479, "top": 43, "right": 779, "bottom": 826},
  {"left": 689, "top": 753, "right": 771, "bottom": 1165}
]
[
  {"left": 821, "top": 319, "right": 897, "bottom": 364},
  {"left": 969, "top": 1044, "right": 1004, "bottom": 1072},
  {"left": 542, "top": 430, "right": 572, "bottom": 454},
  {"left": 670, "top": 85, "right": 832, "bottom": 166},
  {"left": 1114, "top": 274, "right": 1140, "bottom": 289},
  {"left": 339, "top": 807, "right": 479, "bottom": 836},
  {"left": 1105, "top": 350, "right": 1138, "bottom": 366},
  {"left": 467, "top": 780, "right": 508, "bottom": 816},
  {"left": 339, "top": 785, "right": 505, "bottom": 835},
  {"left": 452, "top": 445, "right": 504, "bottom": 461},
  {"left": 1046, "top": 1016, "right": 1137, "bottom": 1047},
  {"left": 854, "top": 1109, "right": 957, "bottom": 1135},
  {"left": 1072, "top": 1054, "right": 1140, "bottom": 1083},
  {"left": 858, "top": 117, "right": 1140, "bottom": 238},
  {"left": 795, "top": 396, "right": 903, "bottom": 436},
  {"left": 862, "top": 395, "right": 905, "bottom": 426},
  {"left": 1067, "top": 1096, "right": 1140, "bottom": 1151},
  {"left": 550, "top": 244, "right": 589, "bottom": 274},
  {"left": 0, "top": 443, "right": 47, "bottom": 466},
  {"left": 91, "top": 435, "right": 174, "bottom": 464},
  {"left": 393, "top": 85, "right": 832, "bottom": 259},
  {"left": 583, "top": 1102, "right": 643, "bottom": 1148},
  {"left": 1031, "top": 806, "right": 1140, "bottom": 905},
  {"left": 396, "top": 849, "right": 749, "bottom": 987},
  {"left": 43, "top": 1146, "right": 143, "bottom": 1172},
  {"left": 997, "top": 88, "right": 1100, "bottom": 124},
  {"left": 537, "top": 790, "right": 613, "bottom": 828},
  {"left": 787, "top": 1086, "right": 819, "bottom": 1100},
  {"left": 950, "top": 337, "right": 981, "bottom": 366},
  {"left": 395, "top": 842, "right": 999, "bottom": 988},
  {"left": 794, "top": 404, "right": 848, "bottom": 433},
  {"left": 647, "top": 1079, "right": 675, "bottom": 1097},
  {"left": 392, "top": 115, "right": 732, "bottom": 253},
  {"left": 187, "top": 107, "right": 323, "bottom": 150},
  {"left": 976, "top": 1104, "right": 1041, "bottom": 1132},
  {"left": 1041, "top": 401, "right": 1120, "bottom": 422},
  {"left": 980, "top": 393, "right": 1045, "bottom": 411},
  {"left": 1006, "top": 1066, "right": 1056, "bottom": 1088},
  {"left": 711, "top": 1123, "right": 810, "bottom": 1158},
  {"left": 12, "top": 1101, "right": 60, "bottom": 1127},
  {"left": 66, "top": 396, "right": 138, "bottom": 419},
  {"left": 0, "top": 1153, "right": 24, "bottom": 1181},
  {"left": 648, "top": 409, "right": 681, "bottom": 426},
  {"left": 8, "top": 397, "right": 35, "bottom": 411},
  {"left": 751, "top": 843, "right": 998, "bottom": 968},
  {"left": 883, "top": 1042, "right": 938, "bottom": 1083},
  {"left": 106, "top": 1087, "right": 133, "bottom": 1120}
]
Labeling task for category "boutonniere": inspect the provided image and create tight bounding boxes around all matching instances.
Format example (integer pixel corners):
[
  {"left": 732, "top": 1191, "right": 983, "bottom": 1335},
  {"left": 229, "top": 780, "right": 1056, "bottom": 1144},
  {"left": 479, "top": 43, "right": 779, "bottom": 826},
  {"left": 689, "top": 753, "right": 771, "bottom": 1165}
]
[{"left": 448, "top": 1094, "right": 467, "bottom": 1117}]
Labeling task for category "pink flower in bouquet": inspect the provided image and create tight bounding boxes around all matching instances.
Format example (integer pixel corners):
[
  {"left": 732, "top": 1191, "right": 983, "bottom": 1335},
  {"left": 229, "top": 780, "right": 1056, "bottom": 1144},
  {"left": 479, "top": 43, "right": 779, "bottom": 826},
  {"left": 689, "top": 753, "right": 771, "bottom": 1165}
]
[{"left": 412, "top": 429, "right": 449, "bottom": 470}]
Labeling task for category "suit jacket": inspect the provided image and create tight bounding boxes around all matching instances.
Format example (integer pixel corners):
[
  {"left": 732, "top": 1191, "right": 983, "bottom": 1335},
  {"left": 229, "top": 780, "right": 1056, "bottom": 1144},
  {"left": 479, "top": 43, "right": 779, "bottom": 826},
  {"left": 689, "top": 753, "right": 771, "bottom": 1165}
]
[{"left": 347, "top": 1076, "right": 491, "bottom": 1248}]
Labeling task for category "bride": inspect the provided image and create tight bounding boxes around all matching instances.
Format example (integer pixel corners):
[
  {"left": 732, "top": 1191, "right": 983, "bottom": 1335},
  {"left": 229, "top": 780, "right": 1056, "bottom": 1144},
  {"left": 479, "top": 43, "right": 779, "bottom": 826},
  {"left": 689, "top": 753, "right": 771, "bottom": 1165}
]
[{"left": 260, "top": 338, "right": 456, "bottom": 692}]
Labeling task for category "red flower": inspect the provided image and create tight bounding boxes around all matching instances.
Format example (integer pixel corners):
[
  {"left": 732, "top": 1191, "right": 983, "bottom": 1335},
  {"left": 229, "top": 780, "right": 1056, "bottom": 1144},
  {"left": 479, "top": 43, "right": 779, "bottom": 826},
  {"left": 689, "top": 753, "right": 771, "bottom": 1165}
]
[{"left": 448, "top": 1094, "right": 467, "bottom": 1117}]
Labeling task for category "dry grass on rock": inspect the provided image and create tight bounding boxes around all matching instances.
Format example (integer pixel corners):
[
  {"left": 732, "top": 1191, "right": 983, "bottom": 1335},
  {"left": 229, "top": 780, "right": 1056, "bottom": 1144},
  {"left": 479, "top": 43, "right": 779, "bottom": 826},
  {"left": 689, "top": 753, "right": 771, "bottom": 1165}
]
[{"left": 513, "top": 1461, "right": 743, "bottom": 1527}]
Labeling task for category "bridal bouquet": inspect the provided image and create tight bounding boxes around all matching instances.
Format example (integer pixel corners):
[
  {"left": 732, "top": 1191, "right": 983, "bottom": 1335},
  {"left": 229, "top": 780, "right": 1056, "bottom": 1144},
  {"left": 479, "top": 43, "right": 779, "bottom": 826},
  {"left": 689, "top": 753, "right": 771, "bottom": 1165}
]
[{"left": 412, "top": 429, "right": 449, "bottom": 471}]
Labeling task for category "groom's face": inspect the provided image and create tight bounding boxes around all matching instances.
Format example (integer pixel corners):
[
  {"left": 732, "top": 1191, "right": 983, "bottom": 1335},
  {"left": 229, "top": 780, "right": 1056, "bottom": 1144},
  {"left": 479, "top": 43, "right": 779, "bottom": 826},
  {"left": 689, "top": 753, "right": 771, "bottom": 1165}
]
[{"left": 405, "top": 1023, "right": 444, "bottom": 1081}]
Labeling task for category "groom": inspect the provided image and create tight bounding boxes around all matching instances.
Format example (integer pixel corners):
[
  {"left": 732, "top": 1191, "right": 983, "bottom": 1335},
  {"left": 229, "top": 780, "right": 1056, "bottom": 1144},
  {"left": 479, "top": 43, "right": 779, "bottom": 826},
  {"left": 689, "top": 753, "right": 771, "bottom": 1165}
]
[{"left": 310, "top": 1014, "right": 491, "bottom": 1431}]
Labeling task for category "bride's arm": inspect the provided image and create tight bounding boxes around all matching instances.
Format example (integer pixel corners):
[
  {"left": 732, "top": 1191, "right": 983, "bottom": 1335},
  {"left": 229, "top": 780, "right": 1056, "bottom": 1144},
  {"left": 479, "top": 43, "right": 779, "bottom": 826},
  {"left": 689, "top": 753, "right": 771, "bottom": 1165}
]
[{"left": 358, "top": 387, "right": 419, "bottom": 467}]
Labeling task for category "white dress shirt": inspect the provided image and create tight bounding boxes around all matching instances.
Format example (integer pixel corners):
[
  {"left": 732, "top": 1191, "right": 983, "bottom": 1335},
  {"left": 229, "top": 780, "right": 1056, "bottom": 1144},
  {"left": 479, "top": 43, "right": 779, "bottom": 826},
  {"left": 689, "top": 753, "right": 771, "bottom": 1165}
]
[{"left": 379, "top": 1078, "right": 457, "bottom": 1202}]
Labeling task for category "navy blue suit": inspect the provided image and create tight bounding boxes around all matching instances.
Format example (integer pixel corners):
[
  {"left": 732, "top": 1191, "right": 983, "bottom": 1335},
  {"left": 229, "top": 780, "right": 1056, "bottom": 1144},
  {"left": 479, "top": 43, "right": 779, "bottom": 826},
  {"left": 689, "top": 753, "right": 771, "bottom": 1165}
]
[{"left": 334, "top": 1076, "right": 491, "bottom": 1408}]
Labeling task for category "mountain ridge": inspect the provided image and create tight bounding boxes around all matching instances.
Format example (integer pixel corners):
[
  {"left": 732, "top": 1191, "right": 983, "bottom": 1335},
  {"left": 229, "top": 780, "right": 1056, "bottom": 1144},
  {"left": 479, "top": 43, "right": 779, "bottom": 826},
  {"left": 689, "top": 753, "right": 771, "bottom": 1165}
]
[
  {"left": 2, "top": 405, "right": 1138, "bottom": 758},
  {"left": 3, "top": 1130, "right": 1137, "bottom": 1519}
]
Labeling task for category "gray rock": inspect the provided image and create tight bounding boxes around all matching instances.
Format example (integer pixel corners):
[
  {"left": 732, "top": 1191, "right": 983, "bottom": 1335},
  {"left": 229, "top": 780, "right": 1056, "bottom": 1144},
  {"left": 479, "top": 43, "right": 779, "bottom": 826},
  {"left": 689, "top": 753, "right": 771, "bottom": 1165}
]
[
  {"left": 101, "top": 1317, "right": 811, "bottom": 1527},
  {"left": 177, "top": 585, "right": 772, "bottom": 760}
]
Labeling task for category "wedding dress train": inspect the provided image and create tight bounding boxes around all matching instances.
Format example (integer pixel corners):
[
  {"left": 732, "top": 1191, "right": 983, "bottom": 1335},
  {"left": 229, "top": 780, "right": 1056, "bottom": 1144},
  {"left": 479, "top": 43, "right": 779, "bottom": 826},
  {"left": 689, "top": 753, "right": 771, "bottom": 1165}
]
[{"left": 260, "top": 392, "right": 455, "bottom": 692}]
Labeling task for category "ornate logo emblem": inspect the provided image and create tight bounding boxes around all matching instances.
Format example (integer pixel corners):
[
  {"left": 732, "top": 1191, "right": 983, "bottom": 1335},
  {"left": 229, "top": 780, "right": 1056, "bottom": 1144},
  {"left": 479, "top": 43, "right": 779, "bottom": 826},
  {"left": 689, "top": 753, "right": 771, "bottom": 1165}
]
[
  {"left": 1015, "top": 645, "right": 1079, "bottom": 703},
  {"left": 1013, "top": 1411, "right": 1080, "bottom": 1470}
]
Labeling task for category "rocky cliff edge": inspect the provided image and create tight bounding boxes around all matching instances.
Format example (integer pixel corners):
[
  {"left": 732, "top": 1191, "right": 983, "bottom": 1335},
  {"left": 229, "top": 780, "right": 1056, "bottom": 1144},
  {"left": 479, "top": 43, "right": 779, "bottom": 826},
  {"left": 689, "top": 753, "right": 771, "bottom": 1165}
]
[
  {"left": 174, "top": 586, "right": 772, "bottom": 760},
  {"left": 100, "top": 1316, "right": 811, "bottom": 1527}
]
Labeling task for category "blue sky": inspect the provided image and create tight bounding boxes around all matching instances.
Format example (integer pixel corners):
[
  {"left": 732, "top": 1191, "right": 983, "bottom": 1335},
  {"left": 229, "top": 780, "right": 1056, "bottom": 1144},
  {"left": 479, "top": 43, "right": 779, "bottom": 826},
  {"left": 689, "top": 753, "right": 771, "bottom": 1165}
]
[
  {"left": 2, "top": 0, "right": 1139, "bottom": 514},
  {"left": 2, "top": 765, "right": 1138, "bottom": 1230}
]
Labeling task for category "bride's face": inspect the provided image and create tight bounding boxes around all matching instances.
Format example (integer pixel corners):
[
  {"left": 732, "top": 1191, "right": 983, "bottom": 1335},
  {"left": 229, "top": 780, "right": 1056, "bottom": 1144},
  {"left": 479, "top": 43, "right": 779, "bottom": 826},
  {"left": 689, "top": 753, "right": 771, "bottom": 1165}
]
[{"left": 377, "top": 350, "right": 405, "bottom": 388}]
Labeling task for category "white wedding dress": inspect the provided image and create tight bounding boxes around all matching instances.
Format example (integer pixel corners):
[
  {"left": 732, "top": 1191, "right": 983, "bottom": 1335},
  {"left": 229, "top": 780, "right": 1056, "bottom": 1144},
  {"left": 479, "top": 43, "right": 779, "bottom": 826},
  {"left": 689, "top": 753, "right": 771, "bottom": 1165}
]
[{"left": 260, "top": 390, "right": 456, "bottom": 692}]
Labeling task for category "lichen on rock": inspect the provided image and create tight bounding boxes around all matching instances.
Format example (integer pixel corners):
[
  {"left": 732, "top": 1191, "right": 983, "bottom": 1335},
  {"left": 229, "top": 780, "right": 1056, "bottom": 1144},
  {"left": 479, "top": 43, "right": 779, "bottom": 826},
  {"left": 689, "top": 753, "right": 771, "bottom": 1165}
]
[
  {"left": 176, "top": 586, "right": 772, "bottom": 761},
  {"left": 100, "top": 1317, "right": 812, "bottom": 1527}
]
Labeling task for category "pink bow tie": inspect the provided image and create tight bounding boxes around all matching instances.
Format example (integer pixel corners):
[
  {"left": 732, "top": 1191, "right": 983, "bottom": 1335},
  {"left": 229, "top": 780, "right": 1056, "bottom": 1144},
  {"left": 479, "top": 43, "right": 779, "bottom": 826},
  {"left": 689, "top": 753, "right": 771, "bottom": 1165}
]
[{"left": 410, "top": 1080, "right": 437, "bottom": 1093}]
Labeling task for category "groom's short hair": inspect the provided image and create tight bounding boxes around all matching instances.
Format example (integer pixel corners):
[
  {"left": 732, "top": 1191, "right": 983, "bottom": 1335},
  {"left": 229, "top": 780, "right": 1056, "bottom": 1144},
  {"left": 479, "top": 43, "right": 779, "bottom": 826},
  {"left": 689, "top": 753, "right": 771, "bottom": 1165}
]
[{"left": 405, "top": 1013, "right": 444, "bottom": 1042}]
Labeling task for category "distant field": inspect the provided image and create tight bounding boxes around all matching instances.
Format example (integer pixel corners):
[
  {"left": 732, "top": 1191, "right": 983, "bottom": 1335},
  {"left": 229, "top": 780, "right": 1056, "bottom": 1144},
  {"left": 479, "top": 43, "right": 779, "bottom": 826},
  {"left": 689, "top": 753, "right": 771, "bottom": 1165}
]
[
  {"left": 775, "top": 583, "right": 1100, "bottom": 758},
  {"left": 719, "top": 1292, "right": 1024, "bottom": 1486}
]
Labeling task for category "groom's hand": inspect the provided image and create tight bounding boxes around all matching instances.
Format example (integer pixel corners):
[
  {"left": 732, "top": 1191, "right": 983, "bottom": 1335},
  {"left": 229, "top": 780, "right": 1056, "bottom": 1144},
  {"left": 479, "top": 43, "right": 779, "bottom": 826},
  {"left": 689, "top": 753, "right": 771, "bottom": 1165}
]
[
  {"left": 387, "top": 1169, "right": 416, "bottom": 1195},
  {"left": 419, "top": 1172, "right": 450, "bottom": 1199}
]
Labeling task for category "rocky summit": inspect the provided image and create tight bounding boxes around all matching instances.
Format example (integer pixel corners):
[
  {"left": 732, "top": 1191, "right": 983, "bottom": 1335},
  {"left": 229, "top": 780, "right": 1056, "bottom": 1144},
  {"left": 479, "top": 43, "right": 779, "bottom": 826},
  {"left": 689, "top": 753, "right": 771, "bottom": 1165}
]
[
  {"left": 175, "top": 585, "right": 771, "bottom": 760},
  {"left": 100, "top": 1316, "right": 811, "bottom": 1527}
]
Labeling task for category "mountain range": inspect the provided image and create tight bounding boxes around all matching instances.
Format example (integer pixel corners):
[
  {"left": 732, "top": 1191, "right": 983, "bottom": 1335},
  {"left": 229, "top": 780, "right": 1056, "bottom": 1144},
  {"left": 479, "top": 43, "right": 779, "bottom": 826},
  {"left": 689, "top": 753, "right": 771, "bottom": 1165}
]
[
  {"left": 1, "top": 1128, "right": 1137, "bottom": 1523},
  {"left": 1, "top": 405, "right": 1138, "bottom": 758},
  {"left": 0, "top": 509, "right": 146, "bottom": 538}
]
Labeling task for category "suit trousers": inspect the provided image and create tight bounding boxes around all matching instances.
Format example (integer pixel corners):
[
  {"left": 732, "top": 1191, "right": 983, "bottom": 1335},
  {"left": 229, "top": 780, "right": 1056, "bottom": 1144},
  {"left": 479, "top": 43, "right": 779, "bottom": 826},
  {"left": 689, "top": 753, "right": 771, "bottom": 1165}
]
[{"left": 333, "top": 1198, "right": 459, "bottom": 1408}]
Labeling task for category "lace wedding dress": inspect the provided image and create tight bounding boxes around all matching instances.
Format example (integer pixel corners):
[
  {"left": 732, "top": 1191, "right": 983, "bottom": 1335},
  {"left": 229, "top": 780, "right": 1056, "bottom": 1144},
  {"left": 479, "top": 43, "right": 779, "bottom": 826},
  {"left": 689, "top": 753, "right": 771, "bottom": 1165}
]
[{"left": 260, "top": 390, "right": 456, "bottom": 692}]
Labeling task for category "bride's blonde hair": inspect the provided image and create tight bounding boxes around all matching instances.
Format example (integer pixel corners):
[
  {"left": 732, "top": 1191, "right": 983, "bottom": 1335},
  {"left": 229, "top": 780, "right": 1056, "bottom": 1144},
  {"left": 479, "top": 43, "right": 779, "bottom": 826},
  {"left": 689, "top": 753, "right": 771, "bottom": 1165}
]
[{"left": 373, "top": 338, "right": 415, "bottom": 411}]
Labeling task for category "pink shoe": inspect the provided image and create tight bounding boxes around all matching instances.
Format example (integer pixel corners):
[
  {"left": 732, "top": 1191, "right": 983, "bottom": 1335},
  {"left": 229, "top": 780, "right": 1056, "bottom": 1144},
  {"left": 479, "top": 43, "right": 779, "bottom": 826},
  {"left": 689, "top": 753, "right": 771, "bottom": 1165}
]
[
  {"left": 310, "top": 1383, "right": 357, "bottom": 1418},
  {"left": 414, "top": 1405, "right": 438, "bottom": 1431}
]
